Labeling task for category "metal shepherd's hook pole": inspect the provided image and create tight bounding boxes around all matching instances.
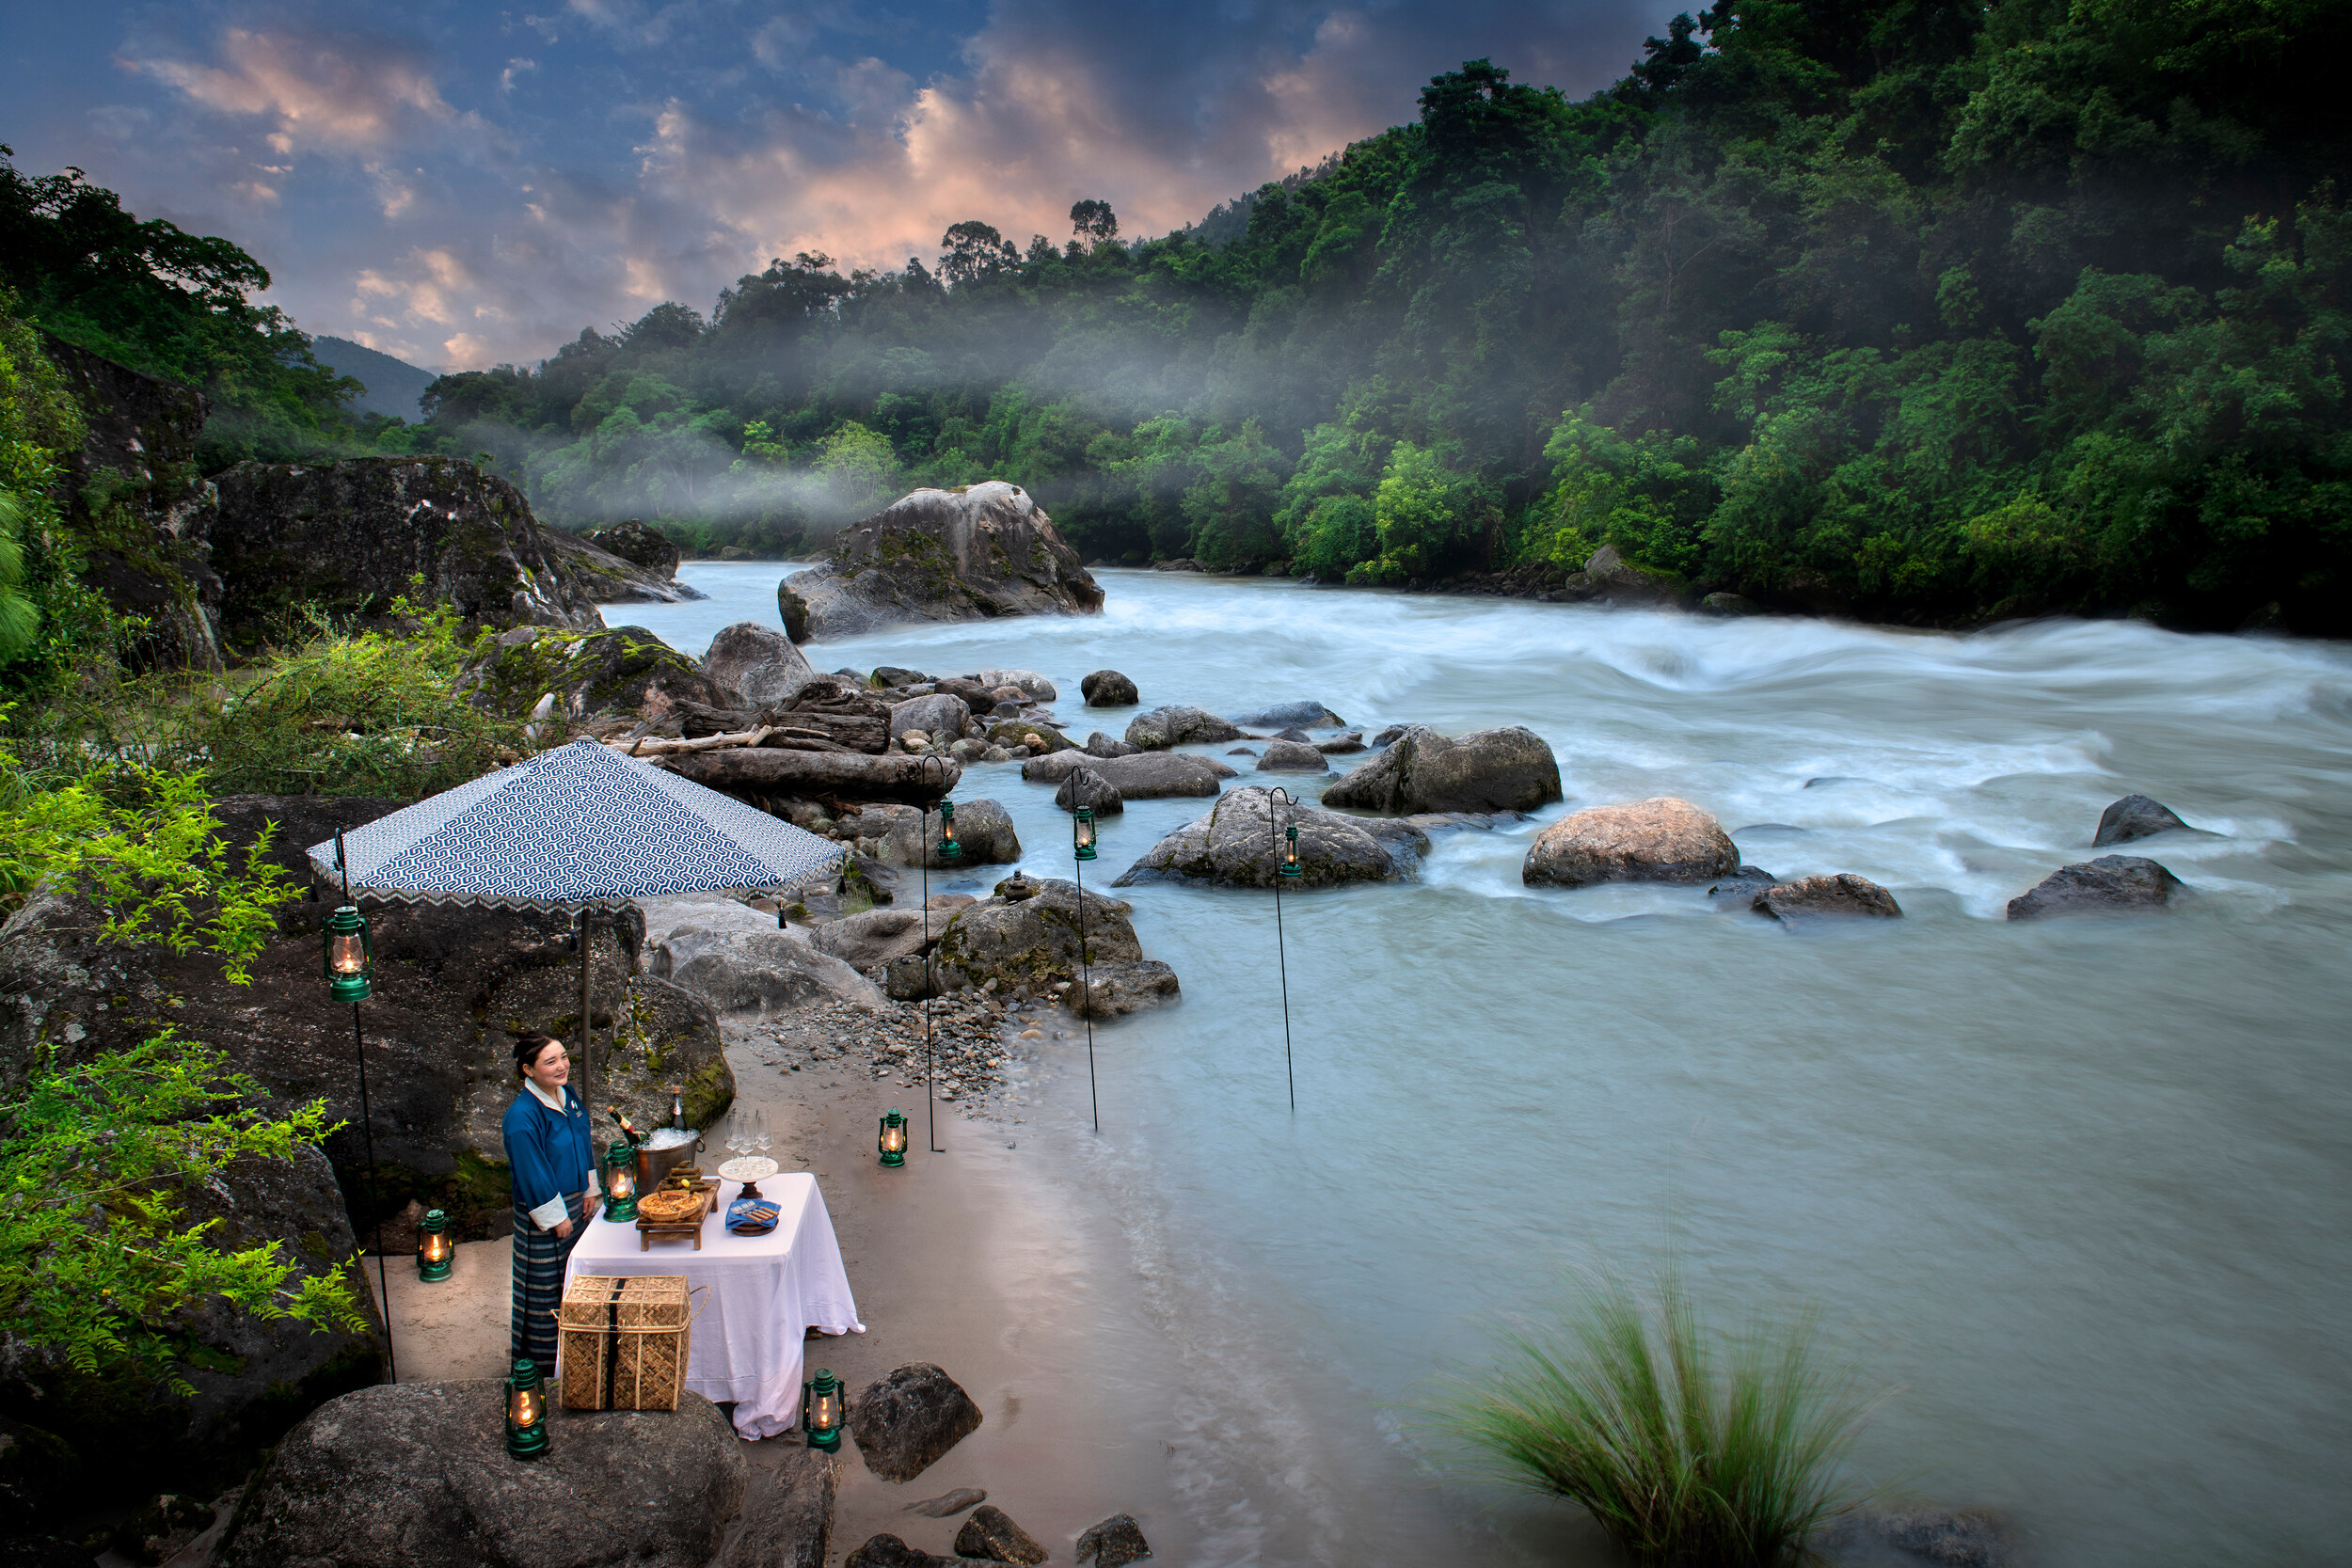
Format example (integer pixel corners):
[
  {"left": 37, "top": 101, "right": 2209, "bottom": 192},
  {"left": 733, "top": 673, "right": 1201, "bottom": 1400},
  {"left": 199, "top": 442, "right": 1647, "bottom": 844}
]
[
  {"left": 917, "top": 754, "right": 948, "bottom": 1153},
  {"left": 1266, "top": 788, "right": 1297, "bottom": 1113},
  {"left": 335, "top": 832, "right": 396, "bottom": 1384},
  {"left": 1072, "top": 804, "right": 1101, "bottom": 1132}
]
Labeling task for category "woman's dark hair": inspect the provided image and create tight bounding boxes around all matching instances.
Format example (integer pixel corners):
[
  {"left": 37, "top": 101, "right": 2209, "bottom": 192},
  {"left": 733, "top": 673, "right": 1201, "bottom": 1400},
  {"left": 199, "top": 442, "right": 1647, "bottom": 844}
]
[{"left": 513, "top": 1032, "right": 564, "bottom": 1078}]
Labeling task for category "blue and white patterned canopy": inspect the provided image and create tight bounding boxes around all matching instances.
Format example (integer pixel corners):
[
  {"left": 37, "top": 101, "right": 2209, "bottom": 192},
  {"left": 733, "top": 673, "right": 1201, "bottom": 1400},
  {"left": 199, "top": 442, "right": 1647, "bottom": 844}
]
[{"left": 308, "top": 737, "right": 846, "bottom": 910}]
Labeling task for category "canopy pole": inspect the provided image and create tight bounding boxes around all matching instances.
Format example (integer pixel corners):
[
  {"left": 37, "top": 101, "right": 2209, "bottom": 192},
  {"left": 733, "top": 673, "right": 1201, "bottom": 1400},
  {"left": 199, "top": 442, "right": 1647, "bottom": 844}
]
[{"left": 578, "top": 911, "right": 594, "bottom": 1119}]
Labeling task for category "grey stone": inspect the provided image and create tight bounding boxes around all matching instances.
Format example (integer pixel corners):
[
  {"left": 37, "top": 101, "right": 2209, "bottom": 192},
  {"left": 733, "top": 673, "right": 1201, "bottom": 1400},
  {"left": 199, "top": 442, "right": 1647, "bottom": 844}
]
[
  {"left": 1113, "top": 785, "right": 1421, "bottom": 889},
  {"left": 1699, "top": 591, "right": 1762, "bottom": 616},
  {"left": 1754, "top": 874, "right": 1902, "bottom": 923},
  {"left": 1255, "top": 739, "right": 1329, "bottom": 773},
  {"left": 929, "top": 882, "right": 1173, "bottom": 1017},
  {"left": 777, "top": 582, "right": 811, "bottom": 643},
  {"left": 649, "top": 918, "right": 887, "bottom": 1015},
  {"left": 1316, "top": 730, "right": 1367, "bottom": 754},
  {"left": 1523, "top": 798, "right": 1740, "bottom": 888},
  {"left": 1085, "top": 731, "right": 1141, "bottom": 758},
  {"left": 219, "top": 1382, "right": 746, "bottom": 1568},
  {"left": 974, "top": 668, "right": 1059, "bottom": 702},
  {"left": 586, "top": 518, "right": 680, "bottom": 578},
  {"left": 804, "top": 910, "right": 932, "bottom": 972},
  {"left": 1124, "top": 705, "right": 1244, "bottom": 750},
  {"left": 1324, "top": 725, "right": 1564, "bottom": 815},
  {"left": 1067, "top": 959, "right": 1184, "bottom": 1019},
  {"left": 1056, "top": 766, "right": 1125, "bottom": 815},
  {"left": 1230, "top": 700, "right": 1346, "bottom": 729},
  {"left": 842, "top": 1537, "right": 955, "bottom": 1568},
  {"left": 457, "top": 624, "right": 734, "bottom": 726},
  {"left": 872, "top": 665, "right": 930, "bottom": 688},
  {"left": 902, "top": 1488, "right": 986, "bottom": 1518},
  {"left": 1372, "top": 724, "right": 1408, "bottom": 746},
  {"left": 888, "top": 692, "right": 972, "bottom": 742},
  {"left": 954, "top": 1505, "right": 1049, "bottom": 1564},
  {"left": 1081, "top": 669, "right": 1140, "bottom": 706},
  {"left": 782, "top": 484, "right": 1102, "bottom": 640},
  {"left": 2094, "top": 794, "right": 2192, "bottom": 847},
  {"left": 1075, "top": 1513, "right": 1152, "bottom": 1567},
  {"left": 705, "top": 620, "right": 820, "bottom": 706},
  {"left": 547, "top": 530, "right": 704, "bottom": 606},
  {"left": 1580, "top": 544, "right": 1686, "bottom": 607},
  {"left": 846, "top": 1365, "right": 983, "bottom": 1483},
  {"left": 868, "top": 799, "right": 1019, "bottom": 868},
  {"left": 1023, "top": 750, "right": 1235, "bottom": 798},
  {"left": 1707, "top": 866, "right": 1779, "bottom": 905},
  {"left": 2005, "top": 856, "right": 2188, "bottom": 920},
  {"left": 723, "top": 1449, "right": 837, "bottom": 1568}
]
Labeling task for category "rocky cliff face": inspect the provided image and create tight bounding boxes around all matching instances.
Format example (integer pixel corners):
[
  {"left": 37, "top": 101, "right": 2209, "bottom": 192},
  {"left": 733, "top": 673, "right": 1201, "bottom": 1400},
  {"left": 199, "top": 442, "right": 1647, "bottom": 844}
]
[
  {"left": 40, "top": 332, "right": 227, "bottom": 669},
  {"left": 206, "top": 458, "right": 600, "bottom": 648},
  {"left": 782, "top": 482, "right": 1103, "bottom": 641}
]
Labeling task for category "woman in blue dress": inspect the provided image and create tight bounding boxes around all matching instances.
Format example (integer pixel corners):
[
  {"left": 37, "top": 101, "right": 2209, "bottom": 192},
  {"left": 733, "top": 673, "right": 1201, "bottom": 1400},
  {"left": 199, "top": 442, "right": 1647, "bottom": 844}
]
[{"left": 502, "top": 1032, "right": 600, "bottom": 1382}]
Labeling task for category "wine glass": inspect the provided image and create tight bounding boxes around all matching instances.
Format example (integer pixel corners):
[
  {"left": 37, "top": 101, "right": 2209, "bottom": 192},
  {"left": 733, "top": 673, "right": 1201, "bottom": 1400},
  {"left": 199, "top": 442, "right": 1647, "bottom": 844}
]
[
  {"left": 755, "top": 1110, "right": 772, "bottom": 1158},
  {"left": 723, "top": 1113, "right": 745, "bottom": 1160}
]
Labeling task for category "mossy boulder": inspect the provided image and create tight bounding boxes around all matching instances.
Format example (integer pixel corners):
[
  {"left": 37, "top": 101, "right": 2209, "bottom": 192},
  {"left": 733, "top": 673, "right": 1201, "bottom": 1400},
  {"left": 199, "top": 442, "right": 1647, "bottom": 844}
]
[
  {"left": 457, "top": 624, "right": 732, "bottom": 725},
  {"left": 782, "top": 482, "right": 1103, "bottom": 640}
]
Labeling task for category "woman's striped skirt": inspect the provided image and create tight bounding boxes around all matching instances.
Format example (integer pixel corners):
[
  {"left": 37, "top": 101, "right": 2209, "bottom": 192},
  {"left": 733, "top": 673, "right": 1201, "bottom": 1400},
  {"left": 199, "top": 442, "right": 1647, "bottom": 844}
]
[{"left": 511, "top": 1193, "right": 584, "bottom": 1381}]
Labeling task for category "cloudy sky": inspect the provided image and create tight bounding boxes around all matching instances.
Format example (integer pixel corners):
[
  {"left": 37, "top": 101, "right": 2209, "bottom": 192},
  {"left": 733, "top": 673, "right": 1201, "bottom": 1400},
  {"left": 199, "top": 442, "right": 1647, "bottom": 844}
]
[{"left": 4, "top": 2, "right": 1661, "bottom": 372}]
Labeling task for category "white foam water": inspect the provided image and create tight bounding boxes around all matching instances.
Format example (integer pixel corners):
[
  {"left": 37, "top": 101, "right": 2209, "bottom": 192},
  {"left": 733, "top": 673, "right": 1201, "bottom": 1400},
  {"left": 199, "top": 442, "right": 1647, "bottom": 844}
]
[{"left": 617, "top": 564, "right": 2352, "bottom": 1564}]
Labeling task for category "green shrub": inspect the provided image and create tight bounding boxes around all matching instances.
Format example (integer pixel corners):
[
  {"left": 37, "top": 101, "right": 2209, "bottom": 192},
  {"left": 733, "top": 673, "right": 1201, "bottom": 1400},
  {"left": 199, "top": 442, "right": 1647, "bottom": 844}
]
[{"left": 1427, "top": 1268, "right": 1871, "bottom": 1567}]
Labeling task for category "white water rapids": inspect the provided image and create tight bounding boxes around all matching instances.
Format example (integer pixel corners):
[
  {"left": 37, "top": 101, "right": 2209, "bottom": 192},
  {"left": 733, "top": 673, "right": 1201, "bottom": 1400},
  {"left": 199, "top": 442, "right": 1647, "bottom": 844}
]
[{"left": 623, "top": 564, "right": 2352, "bottom": 1565}]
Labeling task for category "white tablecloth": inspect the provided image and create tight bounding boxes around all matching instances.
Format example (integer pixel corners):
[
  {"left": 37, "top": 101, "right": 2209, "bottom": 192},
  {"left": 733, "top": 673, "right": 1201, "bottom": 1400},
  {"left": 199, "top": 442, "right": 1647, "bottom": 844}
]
[{"left": 562, "top": 1174, "right": 864, "bottom": 1438}]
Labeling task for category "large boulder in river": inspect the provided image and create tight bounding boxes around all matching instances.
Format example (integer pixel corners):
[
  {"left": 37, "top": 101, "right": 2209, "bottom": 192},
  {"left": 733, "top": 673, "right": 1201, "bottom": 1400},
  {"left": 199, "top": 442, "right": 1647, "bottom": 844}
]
[
  {"left": 806, "top": 909, "right": 934, "bottom": 973},
  {"left": 2005, "top": 856, "right": 2188, "bottom": 920},
  {"left": 781, "top": 483, "right": 1102, "bottom": 640},
  {"left": 1324, "top": 725, "right": 1563, "bottom": 815},
  {"left": 208, "top": 457, "right": 600, "bottom": 648},
  {"left": 1114, "top": 785, "right": 1424, "bottom": 889},
  {"left": 1230, "top": 699, "right": 1346, "bottom": 729},
  {"left": 972, "top": 667, "right": 1059, "bottom": 702},
  {"left": 543, "top": 528, "right": 703, "bottom": 605},
  {"left": 1753, "top": 874, "right": 1902, "bottom": 924},
  {"left": 2094, "top": 794, "right": 2192, "bottom": 847},
  {"left": 220, "top": 1381, "right": 747, "bottom": 1568},
  {"left": 929, "top": 882, "right": 1175, "bottom": 1016},
  {"left": 1022, "top": 749, "right": 1234, "bottom": 798},
  {"left": 458, "top": 624, "right": 733, "bottom": 726},
  {"left": 1082, "top": 670, "right": 1139, "bottom": 706},
  {"left": 1567, "top": 544, "right": 1686, "bottom": 608},
  {"left": 1124, "top": 705, "right": 1246, "bottom": 750},
  {"left": 891, "top": 691, "right": 974, "bottom": 742},
  {"left": 1057, "top": 766, "right": 1124, "bottom": 815},
  {"left": 586, "top": 517, "right": 681, "bottom": 578},
  {"left": 704, "top": 620, "right": 819, "bottom": 705},
  {"left": 1522, "top": 798, "right": 1740, "bottom": 887},
  {"left": 845, "top": 1364, "right": 983, "bottom": 1484},
  {"left": 1256, "top": 738, "right": 1330, "bottom": 772}
]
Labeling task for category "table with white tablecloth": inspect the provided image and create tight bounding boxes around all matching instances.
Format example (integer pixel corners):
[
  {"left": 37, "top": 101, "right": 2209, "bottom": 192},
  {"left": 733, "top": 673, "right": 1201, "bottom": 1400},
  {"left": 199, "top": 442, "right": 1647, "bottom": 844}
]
[{"left": 562, "top": 1174, "right": 863, "bottom": 1438}]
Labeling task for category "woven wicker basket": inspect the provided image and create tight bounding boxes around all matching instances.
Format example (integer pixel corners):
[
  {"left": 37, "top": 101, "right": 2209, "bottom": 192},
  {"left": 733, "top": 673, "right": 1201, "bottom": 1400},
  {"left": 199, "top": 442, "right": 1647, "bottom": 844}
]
[{"left": 556, "top": 1275, "right": 697, "bottom": 1412}]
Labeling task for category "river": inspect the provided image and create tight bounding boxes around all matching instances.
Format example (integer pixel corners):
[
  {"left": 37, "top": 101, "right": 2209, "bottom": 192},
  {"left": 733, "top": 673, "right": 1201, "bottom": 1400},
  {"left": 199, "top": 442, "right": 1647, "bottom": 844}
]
[{"left": 618, "top": 563, "right": 2352, "bottom": 1566}]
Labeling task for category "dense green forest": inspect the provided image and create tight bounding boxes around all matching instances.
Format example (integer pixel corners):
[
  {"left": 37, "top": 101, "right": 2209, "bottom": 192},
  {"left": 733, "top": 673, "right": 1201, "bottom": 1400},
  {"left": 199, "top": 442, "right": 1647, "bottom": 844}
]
[
  {"left": 408, "top": 0, "right": 2351, "bottom": 630},
  {"left": 5, "top": 0, "right": 2350, "bottom": 633}
]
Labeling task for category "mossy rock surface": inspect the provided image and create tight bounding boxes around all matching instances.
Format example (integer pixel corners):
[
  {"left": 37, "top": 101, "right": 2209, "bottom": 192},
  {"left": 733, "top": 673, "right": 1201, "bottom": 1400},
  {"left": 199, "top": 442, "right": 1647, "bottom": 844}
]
[{"left": 784, "top": 482, "right": 1103, "bottom": 640}]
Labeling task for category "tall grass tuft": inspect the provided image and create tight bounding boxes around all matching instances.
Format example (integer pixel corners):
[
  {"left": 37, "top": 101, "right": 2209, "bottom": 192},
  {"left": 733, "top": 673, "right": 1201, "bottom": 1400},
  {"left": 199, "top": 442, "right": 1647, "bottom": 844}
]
[{"left": 1426, "top": 1268, "right": 1871, "bottom": 1567}]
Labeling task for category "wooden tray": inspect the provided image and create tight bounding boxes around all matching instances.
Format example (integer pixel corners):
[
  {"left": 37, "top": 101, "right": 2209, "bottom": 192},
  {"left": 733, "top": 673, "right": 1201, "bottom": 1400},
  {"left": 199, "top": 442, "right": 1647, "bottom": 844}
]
[{"left": 634, "top": 1184, "right": 715, "bottom": 1250}]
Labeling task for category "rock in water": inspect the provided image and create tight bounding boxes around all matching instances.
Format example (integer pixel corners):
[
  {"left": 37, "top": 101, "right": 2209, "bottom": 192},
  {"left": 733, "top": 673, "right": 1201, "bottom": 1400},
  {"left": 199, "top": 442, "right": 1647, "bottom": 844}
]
[
  {"left": 1255, "top": 739, "right": 1330, "bottom": 772},
  {"left": 220, "top": 1382, "right": 747, "bottom": 1568},
  {"left": 1522, "top": 798, "right": 1740, "bottom": 887},
  {"left": 586, "top": 517, "right": 681, "bottom": 578},
  {"left": 902, "top": 1488, "right": 987, "bottom": 1518},
  {"left": 891, "top": 692, "right": 974, "bottom": 743},
  {"left": 846, "top": 1365, "right": 984, "bottom": 1483},
  {"left": 1057, "top": 766, "right": 1126, "bottom": 815},
  {"left": 1573, "top": 544, "right": 1686, "bottom": 607},
  {"left": 1699, "top": 591, "right": 1762, "bottom": 616},
  {"left": 2094, "top": 794, "right": 2192, "bottom": 847},
  {"left": 843, "top": 1537, "right": 959, "bottom": 1568},
  {"left": 704, "top": 620, "right": 819, "bottom": 705},
  {"left": 1075, "top": 1513, "right": 1153, "bottom": 1567},
  {"left": 1085, "top": 730, "right": 1141, "bottom": 758},
  {"left": 954, "top": 1505, "right": 1049, "bottom": 1564},
  {"left": 781, "top": 483, "right": 1102, "bottom": 640},
  {"left": 1229, "top": 700, "right": 1346, "bottom": 729},
  {"left": 1707, "top": 866, "right": 1779, "bottom": 906},
  {"left": 2005, "top": 856, "right": 2188, "bottom": 920},
  {"left": 1754, "top": 874, "right": 1902, "bottom": 923},
  {"left": 973, "top": 667, "right": 1059, "bottom": 702},
  {"left": 1124, "top": 705, "right": 1245, "bottom": 749},
  {"left": 881, "top": 798, "right": 1021, "bottom": 867},
  {"left": 1114, "top": 784, "right": 1422, "bottom": 889},
  {"left": 458, "top": 624, "right": 734, "bottom": 726},
  {"left": 208, "top": 456, "right": 600, "bottom": 647},
  {"left": 1082, "top": 669, "right": 1140, "bottom": 706},
  {"left": 1324, "top": 725, "right": 1564, "bottom": 815},
  {"left": 777, "top": 581, "right": 812, "bottom": 642},
  {"left": 1022, "top": 750, "right": 1235, "bottom": 798},
  {"left": 546, "top": 530, "right": 704, "bottom": 605}
]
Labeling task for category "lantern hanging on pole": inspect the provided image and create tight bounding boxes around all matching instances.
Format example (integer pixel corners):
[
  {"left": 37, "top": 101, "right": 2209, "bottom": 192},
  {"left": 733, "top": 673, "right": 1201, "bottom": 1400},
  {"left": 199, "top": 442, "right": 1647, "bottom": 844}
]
[
  {"left": 878, "top": 1109, "right": 908, "bottom": 1167},
  {"left": 1073, "top": 807, "right": 1098, "bottom": 862},
  {"left": 505, "top": 1358, "right": 550, "bottom": 1459},
  {"left": 938, "top": 798, "right": 961, "bottom": 861},
  {"left": 803, "top": 1368, "right": 844, "bottom": 1451},
  {"left": 1280, "top": 822, "right": 1302, "bottom": 879},
  {"left": 599, "top": 1140, "right": 640, "bottom": 1222},
  {"left": 415, "top": 1207, "right": 453, "bottom": 1282},
  {"left": 323, "top": 904, "right": 373, "bottom": 1003}
]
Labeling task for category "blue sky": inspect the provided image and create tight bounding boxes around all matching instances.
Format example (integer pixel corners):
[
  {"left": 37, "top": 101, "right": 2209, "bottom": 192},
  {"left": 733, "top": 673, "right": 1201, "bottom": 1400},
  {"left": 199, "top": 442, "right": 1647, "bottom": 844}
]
[{"left": 3, "top": 2, "right": 1661, "bottom": 372}]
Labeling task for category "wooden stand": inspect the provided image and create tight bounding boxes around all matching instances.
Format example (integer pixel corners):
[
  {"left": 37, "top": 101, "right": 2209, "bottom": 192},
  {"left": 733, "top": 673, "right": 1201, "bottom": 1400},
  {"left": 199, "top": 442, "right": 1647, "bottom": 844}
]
[{"left": 634, "top": 1177, "right": 716, "bottom": 1250}]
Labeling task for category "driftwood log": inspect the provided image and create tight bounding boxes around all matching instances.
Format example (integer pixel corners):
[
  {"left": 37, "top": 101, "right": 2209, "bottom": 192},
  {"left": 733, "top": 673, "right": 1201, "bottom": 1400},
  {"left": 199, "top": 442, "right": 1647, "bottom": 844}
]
[{"left": 660, "top": 747, "right": 961, "bottom": 802}]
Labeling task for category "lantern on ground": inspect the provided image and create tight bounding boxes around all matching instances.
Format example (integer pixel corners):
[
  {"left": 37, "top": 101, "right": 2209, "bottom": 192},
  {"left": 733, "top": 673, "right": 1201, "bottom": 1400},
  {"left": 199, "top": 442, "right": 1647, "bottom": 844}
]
[
  {"left": 803, "top": 1368, "right": 843, "bottom": 1452},
  {"left": 505, "top": 1358, "right": 550, "bottom": 1459},
  {"left": 938, "top": 799, "right": 961, "bottom": 861},
  {"left": 323, "top": 904, "right": 373, "bottom": 1003},
  {"left": 1073, "top": 807, "right": 1098, "bottom": 862},
  {"left": 600, "top": 1140, "right": 639, "bottom": 1221},
  {"left": 878, "top": 1109, "right": 908, "bottom": 1167},
  {"left": 416, "top": 1208, "right": 453, "bottom": 1282},
  {"left": 1280, "top": 823, "right": 1302, "bottom": 879}
]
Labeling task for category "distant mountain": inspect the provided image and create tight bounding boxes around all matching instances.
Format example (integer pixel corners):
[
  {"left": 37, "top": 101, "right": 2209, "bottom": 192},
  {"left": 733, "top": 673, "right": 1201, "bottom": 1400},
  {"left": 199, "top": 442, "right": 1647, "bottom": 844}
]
[{"left": 311, "top": 335, "right": 438, "bottom": 421}]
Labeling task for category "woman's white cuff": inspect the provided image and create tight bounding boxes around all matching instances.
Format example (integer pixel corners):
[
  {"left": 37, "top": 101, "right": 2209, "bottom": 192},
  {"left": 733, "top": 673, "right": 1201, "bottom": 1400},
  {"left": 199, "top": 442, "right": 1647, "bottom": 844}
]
[{"left": 528, "top": 1195, "right": 569, "bottom": 1229}]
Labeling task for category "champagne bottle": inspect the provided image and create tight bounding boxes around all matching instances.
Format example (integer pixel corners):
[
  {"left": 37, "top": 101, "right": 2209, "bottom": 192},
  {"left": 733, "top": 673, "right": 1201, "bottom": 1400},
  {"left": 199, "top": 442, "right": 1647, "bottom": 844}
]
[
  {"left": 668, "top": 1085, "right": 686, "bottom": 1131},
  {"left": 608, "top": 1107, "right": 644, "bottom": 1147}
]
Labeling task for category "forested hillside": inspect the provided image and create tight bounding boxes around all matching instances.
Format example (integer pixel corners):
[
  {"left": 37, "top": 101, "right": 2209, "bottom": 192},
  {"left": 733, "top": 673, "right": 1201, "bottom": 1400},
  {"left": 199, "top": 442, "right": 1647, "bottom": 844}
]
[{"left": 413, "top": 0, "right": 2351, "bottom": 631}]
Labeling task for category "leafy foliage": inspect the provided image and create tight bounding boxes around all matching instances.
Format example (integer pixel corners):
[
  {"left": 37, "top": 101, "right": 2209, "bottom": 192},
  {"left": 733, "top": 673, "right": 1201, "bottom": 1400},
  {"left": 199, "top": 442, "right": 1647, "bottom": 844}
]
[
  {"left": 0, "top": 1031, "right": 365, "bottom": 1392},
  {"left": 1428, "top": 1268, "right": 1871, "bottom": 1567}
]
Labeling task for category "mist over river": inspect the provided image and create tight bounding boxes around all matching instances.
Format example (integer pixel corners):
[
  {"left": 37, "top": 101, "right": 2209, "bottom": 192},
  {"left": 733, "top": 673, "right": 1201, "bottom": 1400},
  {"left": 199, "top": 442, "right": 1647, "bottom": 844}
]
[{"left": 622, "top": 564, "right": 2352, "bottom": 1565}]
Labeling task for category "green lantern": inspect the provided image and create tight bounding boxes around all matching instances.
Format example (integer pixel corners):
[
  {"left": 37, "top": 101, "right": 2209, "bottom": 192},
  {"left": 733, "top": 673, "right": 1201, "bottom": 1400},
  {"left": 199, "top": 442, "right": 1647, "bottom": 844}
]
[
  {"left": 599, "top": 1140, "right": 640, "bottom": 1221},
  {"left": 416, "top": 1208, "right": 452, "bottom": 1282},
  {"left": 505, "top": 1358, "right": 550, "bottom": 1459},
  {"left": 1279, "top": 822, "right": 1302, "bottom": 879},
  {"left": 1073, "top": 807, "right": 1098, "bottom": 862},
  {"left": 802, "top": 1368, "right": 843, "bottom": 1452},
  {"left": 938, "top": 798, "right": 961, "bottom": 861},
  {"left": 323, "top": 904, "right": 373, "bottom": 1003},
  {"left": 878, "top": 1108, "right": 908, "bottom": 1167}
]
